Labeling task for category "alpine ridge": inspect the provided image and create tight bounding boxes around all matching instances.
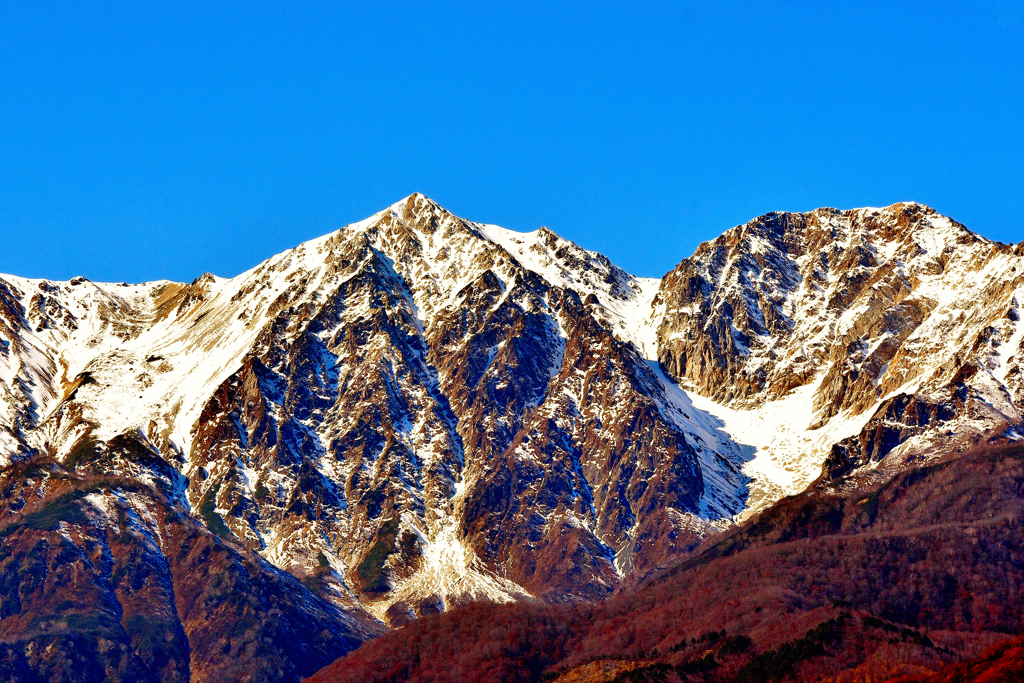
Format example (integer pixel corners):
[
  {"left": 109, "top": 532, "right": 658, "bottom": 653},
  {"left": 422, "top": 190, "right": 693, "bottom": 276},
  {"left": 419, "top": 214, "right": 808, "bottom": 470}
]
[{"left": 1, "top": 194, "right": 1023, "bottom": 682}]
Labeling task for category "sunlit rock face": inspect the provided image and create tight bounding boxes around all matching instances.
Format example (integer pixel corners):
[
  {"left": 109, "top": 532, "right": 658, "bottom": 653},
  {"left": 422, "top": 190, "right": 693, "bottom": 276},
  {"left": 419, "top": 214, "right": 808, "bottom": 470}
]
[{"left": 657, "top": 202, "right": 1024, "bottom": 510}]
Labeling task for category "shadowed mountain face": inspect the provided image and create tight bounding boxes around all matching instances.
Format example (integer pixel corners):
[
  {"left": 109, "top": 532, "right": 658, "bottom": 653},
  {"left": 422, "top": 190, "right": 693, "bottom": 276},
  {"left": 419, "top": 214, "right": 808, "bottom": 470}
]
[
  {"left": 1, "top": 195, "right": 1023, "bottom": 681},
  {"left": 0, "top": 455, "right": 381, "bottom": 683}
]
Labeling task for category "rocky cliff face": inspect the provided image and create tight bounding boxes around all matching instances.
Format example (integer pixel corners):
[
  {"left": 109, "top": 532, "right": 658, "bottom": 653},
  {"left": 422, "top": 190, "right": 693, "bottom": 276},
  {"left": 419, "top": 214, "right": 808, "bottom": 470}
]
[
  {"left": 1, "top": 195, "right": 1022, "bottom": 675},
  {"left": 308, "top": 435, "right": 1024, "bottom": 683},
  {"left": 657, "top": 203, "right": 1024, "bottom": 511},
  {"left": 0, "top": 455, "right": 380, "bottom": 683}
]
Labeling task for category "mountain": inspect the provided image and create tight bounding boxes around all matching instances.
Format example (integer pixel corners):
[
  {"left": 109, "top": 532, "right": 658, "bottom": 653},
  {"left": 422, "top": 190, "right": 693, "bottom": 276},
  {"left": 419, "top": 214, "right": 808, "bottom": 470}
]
[
  {"left": 0, "top": 456, "right": 381, "bottom": 683},
  {"left": 657, "top": 203, "right": 1024, "bottom": 513},
  {"left": 1, "top": 195, "right": 1023, "bottom": 681},
  {"left": 308, "top": 436, "right": 1024, "bottom": 683}
]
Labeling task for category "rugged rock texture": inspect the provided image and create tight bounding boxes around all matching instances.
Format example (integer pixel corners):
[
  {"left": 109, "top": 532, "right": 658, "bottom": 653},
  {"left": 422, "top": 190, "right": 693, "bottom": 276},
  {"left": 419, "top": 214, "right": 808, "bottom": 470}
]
[
  {"left": 3, "top": 195, "right": 1024, "bottom": 682},
  {"left": 308, "top": 437, "right": 1024, "bottom": 683},
  {"left": 657, "top": 203, "right": 1024, "bottom": 510},
  {"left": 658, "top": 204, "right": 1024, "bottom": 405},
  {"left": 176, "top": 196, "right": 744, "bottom": 617},
  {"left": 0, "top": 194, "right": 750, "bottom": 635},
  {"left": 0, "top": 456, "right": 379, "bottom": 683}
]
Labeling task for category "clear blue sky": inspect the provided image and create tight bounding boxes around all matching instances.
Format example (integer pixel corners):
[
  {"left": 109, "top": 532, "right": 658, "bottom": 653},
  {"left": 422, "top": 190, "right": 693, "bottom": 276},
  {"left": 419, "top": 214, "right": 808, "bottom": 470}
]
[{"left": 2, "top": 1, "right": 1021, "bottom": 283}]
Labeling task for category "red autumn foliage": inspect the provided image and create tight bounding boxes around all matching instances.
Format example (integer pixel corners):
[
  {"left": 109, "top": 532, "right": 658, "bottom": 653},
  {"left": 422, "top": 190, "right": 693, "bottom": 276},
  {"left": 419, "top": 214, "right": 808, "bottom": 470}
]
[{"left": 887, "top": 634, "right": 1024, "bottom": 683}]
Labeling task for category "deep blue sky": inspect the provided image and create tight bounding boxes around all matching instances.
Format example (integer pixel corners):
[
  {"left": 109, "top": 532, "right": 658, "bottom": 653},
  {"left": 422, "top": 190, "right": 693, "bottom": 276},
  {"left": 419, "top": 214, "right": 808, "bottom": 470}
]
[{"left": 2, "top": 1, "right": 1021, "bottom": 283}]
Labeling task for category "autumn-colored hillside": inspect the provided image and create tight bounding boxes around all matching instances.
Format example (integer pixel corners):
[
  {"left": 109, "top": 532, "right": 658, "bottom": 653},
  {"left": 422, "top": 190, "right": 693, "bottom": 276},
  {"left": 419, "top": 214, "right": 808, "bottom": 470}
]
[{"left": 887, "top": 633, "right": 1024, "bottom": 683}]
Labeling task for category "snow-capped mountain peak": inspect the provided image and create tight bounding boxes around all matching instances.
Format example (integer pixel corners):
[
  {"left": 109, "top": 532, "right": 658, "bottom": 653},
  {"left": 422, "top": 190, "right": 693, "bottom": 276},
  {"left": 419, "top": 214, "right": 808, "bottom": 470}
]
[{"left": 2, "top": 195, "right": 1021, "bottom": 624}]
